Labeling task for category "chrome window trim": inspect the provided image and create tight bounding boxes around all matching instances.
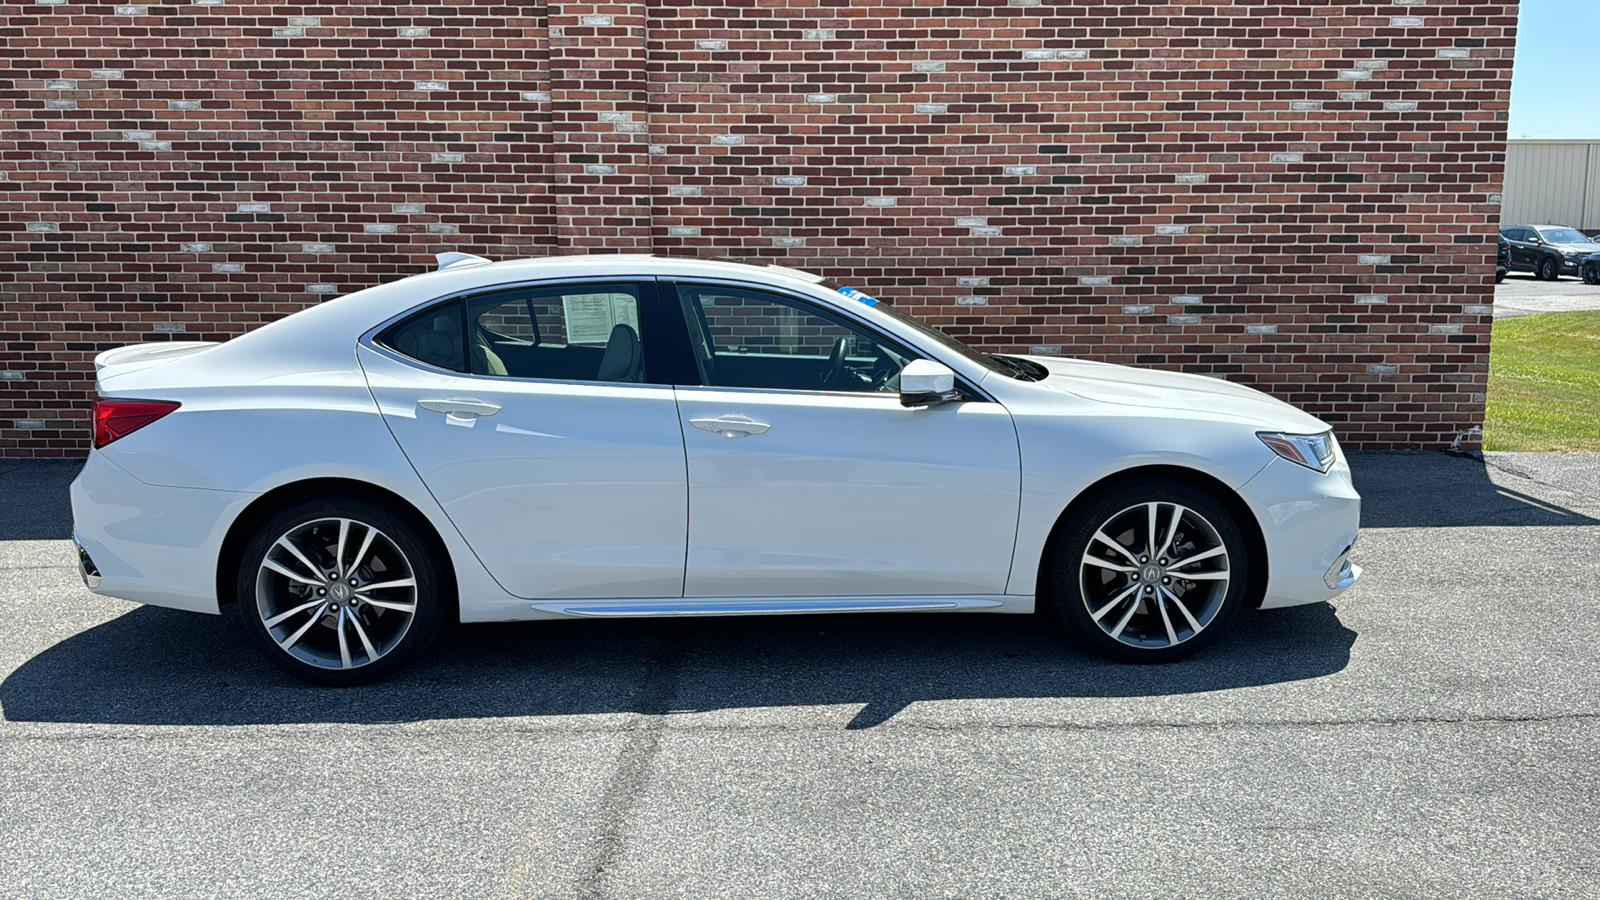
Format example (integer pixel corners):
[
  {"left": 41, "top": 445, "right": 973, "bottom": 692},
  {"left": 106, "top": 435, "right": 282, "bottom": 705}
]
[{"left": 357, "top": 270, "right": 999, "bottom": 403}]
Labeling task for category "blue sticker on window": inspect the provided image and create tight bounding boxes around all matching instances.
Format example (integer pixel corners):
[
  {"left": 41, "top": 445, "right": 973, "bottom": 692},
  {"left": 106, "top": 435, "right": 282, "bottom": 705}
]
[{"left": 836, "top": 286, "right": 878, "bottom": 307}]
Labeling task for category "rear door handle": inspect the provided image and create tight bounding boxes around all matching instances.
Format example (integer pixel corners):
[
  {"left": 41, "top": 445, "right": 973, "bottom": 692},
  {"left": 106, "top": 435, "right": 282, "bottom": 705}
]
[
  {"left": 418, "top": 397, "right": 502, "bottom": 419},
  {"left": 689, "top": 414, "right": 770, "bottom": 436}
]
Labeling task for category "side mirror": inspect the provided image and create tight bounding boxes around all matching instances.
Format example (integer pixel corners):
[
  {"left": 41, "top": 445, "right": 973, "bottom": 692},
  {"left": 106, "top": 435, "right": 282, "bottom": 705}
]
[{"left": 900, "top": 359, "right": 962, "bottom": 407}]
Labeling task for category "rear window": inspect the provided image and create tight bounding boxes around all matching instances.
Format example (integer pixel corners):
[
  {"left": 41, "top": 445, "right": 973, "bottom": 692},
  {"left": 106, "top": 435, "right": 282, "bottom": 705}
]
[{"left": 380, "top": 302, "right": 466, "bottom": 373}]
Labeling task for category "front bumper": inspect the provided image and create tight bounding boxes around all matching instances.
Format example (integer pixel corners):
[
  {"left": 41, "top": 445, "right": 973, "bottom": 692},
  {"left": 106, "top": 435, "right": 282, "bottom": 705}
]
[{"left": 1238, "top": 453, "right": 1363, "bottom": 609}]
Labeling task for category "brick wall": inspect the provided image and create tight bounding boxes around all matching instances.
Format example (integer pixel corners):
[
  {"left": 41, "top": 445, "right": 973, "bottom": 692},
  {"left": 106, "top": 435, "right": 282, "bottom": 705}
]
[{"left": 1, "top": 1, "right": 1518, "bottom": 455}]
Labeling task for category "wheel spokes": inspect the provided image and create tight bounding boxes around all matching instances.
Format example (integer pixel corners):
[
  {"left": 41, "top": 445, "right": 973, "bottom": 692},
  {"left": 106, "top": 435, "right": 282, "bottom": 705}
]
[
  {"left": 263, "top": 597, "right": 326, "bottom": 629},
  {"left": 1169, "top": 545, "right": 1226, "bottom": 570},
  {"left": 1155, "top": 589, "right": 1179, "bottom": 646},
  {"left": 335, "top": 607, "right": 354, "bottom": 669},
  {"left": 1157, "top": 505, "right": 1186, "bottom": 559},
  {"left": 349, "top": 526, "right": 379, "bottom": 578},
  {"left": 1146, "top": 503, "right": 1160, "bottom": 561},
  {"left": 359, "top": 577, "right": 416, "bottom": 593},
  {"left": 277, "top": 605, "right": 326, "bottom": 652},
  {"left": 262, "top": 558, "right": 324, "bottom": 588},
  {"left": 1092, "top": 530, "right": 1140, "bottom": 566},
  {"left": 274, "top": 536, "right": 325, "bottom": 582},
  {"left": 1079, "top": 500, "right": 1231, "bottom": 648},
  {"left": 355, "top": 594, "right": 416, "bottom": 614},
  {"left": 1160, "top": 585, "right": 1203, "bottom": 633},
  {"left": 333, "top": 519, "right": 351, "bottom": 578},
  {"left": 1107, "top": 597, "right": 1140, "bottom": 640},
  {"left": 257, "top": 517, "right": 418, "bottom": 671},
  {"left": 1083, "top": 554, "right": 1137, "bottom": 574},
  {"left": 347, "top": 609, "right": 380, "bottom": 663},
  {"left": 1091, "top": 583, "right": 1142, "bottom": 622}
]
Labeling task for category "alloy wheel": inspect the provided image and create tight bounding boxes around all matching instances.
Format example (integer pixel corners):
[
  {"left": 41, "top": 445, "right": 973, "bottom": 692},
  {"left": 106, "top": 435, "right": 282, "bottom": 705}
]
[
  {"left": 1077, "top": 501, "right": 1231, "bottom": 649},
  {"left": 254, "top": 517, "right": 418, "bottom": 670}
]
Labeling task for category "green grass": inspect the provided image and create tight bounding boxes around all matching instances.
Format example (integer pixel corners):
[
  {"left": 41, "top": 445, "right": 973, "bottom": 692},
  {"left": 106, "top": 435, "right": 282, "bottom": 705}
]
[{"left": 1485, "top": 310, "right": 1600, "bottom": 451}]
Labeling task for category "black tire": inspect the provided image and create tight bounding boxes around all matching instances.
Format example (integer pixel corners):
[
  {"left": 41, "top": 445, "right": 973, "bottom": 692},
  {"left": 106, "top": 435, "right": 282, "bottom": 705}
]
[
  {"left": 1584, "top": 264, "right": 1599, "bottom": 286},
  {"left": 1538, "top": 256, "right": 1558, "bottom": 281},
  {"left": 1045, "top": 477, "right": 1249, "bottom": 663},
  {"left": 1495, "top": 268, "right": 1506, "bottom": 284},
  {"left": 235, "top": 493, "right": 449, "bottom": 685}
]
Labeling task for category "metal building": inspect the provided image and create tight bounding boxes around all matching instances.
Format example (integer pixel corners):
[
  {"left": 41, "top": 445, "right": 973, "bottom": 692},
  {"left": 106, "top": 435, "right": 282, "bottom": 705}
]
[{"left": 1501, "top": 139, "right": 1600, "bottom": 231}]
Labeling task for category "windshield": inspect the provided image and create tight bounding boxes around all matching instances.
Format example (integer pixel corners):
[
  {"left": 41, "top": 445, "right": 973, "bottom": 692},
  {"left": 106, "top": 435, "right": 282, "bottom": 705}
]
[
  {"left": 1538, "top": 228, "right": 1591, "bottom": 244},
  {"left": 817, "top": 280, "right": 1047, "bottom": 381}
]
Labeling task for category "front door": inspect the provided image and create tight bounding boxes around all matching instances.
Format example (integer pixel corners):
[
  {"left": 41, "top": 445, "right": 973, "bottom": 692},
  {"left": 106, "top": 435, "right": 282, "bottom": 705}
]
[
  {"left": 666, "top": 281, "right": 1022, "bottom": 598},
  {"left": 360, "top": 280, "right": 687, "bottom": 600}
]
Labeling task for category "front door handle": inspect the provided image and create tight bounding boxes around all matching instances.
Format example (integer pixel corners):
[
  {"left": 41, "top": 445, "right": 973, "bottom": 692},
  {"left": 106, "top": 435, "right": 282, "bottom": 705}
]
[
  {"left": 689, "top": 414, "right": 770, "bottom": 436},
  {"left": 418, "top": 397, "right": 502, "bottom": 419}
]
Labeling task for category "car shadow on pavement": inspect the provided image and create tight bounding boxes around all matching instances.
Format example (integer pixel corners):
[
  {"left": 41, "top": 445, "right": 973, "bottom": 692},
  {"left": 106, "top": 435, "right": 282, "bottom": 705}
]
[
  {"left": 0, "top": 460, "right": 80, "bottom": 541},
  {"left": 1349, "top": 452, "right": 1598, "bottom": 527},
  {"left": 0, "top": 603, "right": 1355, "bottom": 728}
]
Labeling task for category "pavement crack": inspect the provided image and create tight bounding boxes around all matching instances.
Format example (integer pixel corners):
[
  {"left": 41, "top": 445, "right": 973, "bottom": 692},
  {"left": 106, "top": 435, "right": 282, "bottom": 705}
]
[
  {"left": 3, "top": 710, "right": 1596, "bottom": 745},
  {"left": 565, "top": 624, "right": 689, "bottom": 900},
  {"left": 1480, "top": 454, "right": 1600, "bottom": 506}
]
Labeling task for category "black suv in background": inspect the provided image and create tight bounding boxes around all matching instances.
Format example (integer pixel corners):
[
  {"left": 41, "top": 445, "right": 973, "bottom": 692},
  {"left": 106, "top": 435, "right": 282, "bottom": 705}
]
[
  {"left": 1499, "top": 224, "right": 1600, "bottom": 280},
  {"left": 1497, "top": 235, "right": 1509, "bottom": 283}
]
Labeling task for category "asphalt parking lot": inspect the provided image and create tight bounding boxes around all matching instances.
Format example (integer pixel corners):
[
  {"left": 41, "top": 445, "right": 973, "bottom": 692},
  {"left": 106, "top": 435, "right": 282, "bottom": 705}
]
[
  {"left": 1493, "top": 271, "right": 1600, "bottom": 318},
  {"left": 2, "top": 454, "right": 1598, "bottom": 898}
]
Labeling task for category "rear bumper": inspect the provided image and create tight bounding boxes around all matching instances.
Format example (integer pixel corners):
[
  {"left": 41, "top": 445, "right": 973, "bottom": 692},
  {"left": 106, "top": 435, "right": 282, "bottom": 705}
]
[
  {"left": 70, "top": 451, "right": 254, "bottom": 615},
  {"left": 1238, "top": 454, "right": 1363, "bottom": 610}
]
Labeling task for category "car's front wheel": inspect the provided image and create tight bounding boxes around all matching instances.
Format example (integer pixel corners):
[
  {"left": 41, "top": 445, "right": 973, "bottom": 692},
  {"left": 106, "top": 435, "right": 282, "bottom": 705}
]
[
  {"left": 1584, "top": 263, "right": 1600, "bottom": 286},
  {"left": 1046, "top": 477, "right": 1249, "bottom": 663},
  {"left": 236, "top": 494, "right": 448, "bottom": 685},
  {"left": 1538, "top": 256, "right": 1559, "bottom": 281}
]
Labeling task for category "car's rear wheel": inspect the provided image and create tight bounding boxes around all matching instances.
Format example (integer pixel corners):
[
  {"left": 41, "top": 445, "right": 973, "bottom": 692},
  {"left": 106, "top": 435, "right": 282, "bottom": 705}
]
[
  {"left": 1538, "top": 257, "right": 1559, "bottom": 281},
  {"left": 1495, "top": 268, "right": 1506, "bottom": 284},
  {"left": 1046, "top": 477, "right": 1249, "bottom": 663},
  {"left": 236, "top": 495, "right": 447, "bottom": 685}
]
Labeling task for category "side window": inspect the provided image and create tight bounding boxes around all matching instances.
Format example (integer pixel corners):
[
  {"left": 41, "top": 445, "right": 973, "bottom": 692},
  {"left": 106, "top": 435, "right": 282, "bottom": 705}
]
[
  {"left": 674, "top": 283, "right": 912, "bottom": 393},
  {"left": 466, "top": 284, "right": 653, "bottom": 383},
  {"left": 381, "top": 302, "right": 466, "bottom": 373}
]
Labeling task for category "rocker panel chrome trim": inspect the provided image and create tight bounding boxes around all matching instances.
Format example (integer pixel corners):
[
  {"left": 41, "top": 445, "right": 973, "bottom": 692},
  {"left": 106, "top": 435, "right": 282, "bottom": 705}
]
[{"left": 535, "top": 596, "right": 1009, "bottom": 618}]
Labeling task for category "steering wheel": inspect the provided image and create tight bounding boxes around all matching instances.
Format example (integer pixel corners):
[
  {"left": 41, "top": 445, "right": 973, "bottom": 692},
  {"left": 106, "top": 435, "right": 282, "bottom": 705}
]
[{"left": 821, "top": 336, "right": 850, "bottom": 388}]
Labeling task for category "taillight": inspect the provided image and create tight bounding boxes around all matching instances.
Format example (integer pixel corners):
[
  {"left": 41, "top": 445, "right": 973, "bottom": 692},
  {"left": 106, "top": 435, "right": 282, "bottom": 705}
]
[{"left": 92, "top": 398, "right": 181, "bottom": 449}]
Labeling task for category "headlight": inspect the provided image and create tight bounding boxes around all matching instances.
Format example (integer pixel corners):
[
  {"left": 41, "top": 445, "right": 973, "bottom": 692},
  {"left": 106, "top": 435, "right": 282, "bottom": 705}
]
[
  {"left": 1258, "top": 430, "right": 1337, "bottom": 473},
  {"left": 1563, "top": 250, "right": 1581, "bottom": 258}
]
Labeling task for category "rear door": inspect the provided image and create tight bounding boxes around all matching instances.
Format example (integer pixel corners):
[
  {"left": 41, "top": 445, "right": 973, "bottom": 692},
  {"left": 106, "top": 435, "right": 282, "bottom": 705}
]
[
  {"left": 1508, "top": 228, "right": 1536, "bottom": 268},
  {"left": 359, "top": 280, "right": 688, "bottom": 600}
]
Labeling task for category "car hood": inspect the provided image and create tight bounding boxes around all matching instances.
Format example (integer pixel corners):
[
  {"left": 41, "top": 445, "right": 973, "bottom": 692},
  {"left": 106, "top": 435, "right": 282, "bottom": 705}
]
[
  {"left": 1016, "top": 356, "right": 1331, "bottom": 431},
  {"left": 1549, "top": 243, "right": 1600, "bottom": 253}
]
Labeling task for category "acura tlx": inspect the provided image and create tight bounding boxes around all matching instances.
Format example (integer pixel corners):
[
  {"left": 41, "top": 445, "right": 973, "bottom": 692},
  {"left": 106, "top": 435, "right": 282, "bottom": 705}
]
[{"left": 71, "top": 253, "right": 1361, "bottom": 684}]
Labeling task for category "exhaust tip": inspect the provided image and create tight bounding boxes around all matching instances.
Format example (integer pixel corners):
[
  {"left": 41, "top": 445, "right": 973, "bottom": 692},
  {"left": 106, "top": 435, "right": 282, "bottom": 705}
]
[{"left": 72, "top": 533, "right": 101, "bottom": 589}]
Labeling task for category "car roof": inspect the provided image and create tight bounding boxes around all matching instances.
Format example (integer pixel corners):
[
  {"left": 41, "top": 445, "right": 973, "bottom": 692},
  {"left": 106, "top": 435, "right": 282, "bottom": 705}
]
[{"left": 427, "top": 253, "right": 832, "bottom": 292}]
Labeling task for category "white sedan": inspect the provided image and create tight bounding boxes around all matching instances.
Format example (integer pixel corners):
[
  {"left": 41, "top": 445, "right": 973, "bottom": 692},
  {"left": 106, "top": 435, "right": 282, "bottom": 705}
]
[{"left": 71, "top": 254, "right": 1362, "bottom": 684}]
